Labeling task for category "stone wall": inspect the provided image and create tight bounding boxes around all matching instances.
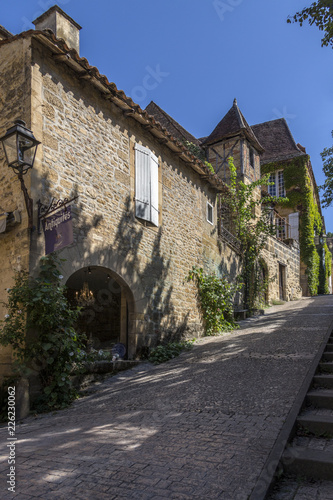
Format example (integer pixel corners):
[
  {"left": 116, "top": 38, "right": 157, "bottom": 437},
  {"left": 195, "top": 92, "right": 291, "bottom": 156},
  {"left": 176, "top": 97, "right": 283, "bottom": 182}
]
[
  {"left": 28, "top": 40, "right": 227, "bottom": 356},
  {"left": 0, "top": 32, "right": 305, "bottom": 381},
  {"left": 262, "top": 236, "right": 302, "bottom": 302},
  {"left": 0, "top": 38, "right": 33, "bottom": 378}
]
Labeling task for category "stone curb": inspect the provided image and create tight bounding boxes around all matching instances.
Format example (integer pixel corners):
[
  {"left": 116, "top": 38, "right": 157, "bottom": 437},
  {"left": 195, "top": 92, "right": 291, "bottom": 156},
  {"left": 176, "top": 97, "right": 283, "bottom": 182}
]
[{"left": 249, "top": 316, "right": 333, "bottom": 500}]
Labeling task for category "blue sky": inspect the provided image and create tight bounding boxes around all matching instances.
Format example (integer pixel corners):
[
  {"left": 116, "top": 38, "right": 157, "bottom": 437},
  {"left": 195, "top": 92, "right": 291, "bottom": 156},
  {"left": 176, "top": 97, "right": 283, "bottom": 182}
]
[{"left": 2, "top": 0, "right": 333, "bottom": 231}]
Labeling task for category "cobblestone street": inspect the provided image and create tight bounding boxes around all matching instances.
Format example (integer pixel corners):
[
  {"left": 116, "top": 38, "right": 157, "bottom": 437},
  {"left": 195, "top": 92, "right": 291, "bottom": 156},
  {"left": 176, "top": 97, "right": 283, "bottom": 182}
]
[{"left": 1, "top": 296, "right": 333, "bottom": 499}]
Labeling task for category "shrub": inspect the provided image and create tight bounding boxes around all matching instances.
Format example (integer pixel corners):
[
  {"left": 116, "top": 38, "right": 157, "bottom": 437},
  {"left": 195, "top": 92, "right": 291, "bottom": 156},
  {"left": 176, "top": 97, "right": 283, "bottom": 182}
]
[
  {"left": 148, "top": 340, "right": 195, "bottom": 365},
  {"left": 0, "top": 254, "right": 83, "bottom": 412},
  {"left": 187, "top": 266, "right": 242, "bottom": 335}
]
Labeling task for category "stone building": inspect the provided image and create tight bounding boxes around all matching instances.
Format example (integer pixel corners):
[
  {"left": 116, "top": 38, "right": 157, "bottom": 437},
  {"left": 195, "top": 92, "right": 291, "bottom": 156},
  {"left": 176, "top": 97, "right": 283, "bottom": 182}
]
[
  {"left": 148, "top": 99, "right": 303, "bottom": 303},
  {"left": 0, "top": 6, "right": 239, "bottom": 381},
  {"left": 252, "top": 119, "right": 329, "bottom": 296},
  {"left": 0, "top": 5, "right": 324, "bottom": 385}
]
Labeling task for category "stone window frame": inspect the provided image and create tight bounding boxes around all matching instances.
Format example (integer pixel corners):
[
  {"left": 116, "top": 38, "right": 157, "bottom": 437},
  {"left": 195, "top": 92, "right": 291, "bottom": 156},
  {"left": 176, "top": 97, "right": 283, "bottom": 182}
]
[{"left": 207, "top": 202, "right": 214, "bottom": 225}]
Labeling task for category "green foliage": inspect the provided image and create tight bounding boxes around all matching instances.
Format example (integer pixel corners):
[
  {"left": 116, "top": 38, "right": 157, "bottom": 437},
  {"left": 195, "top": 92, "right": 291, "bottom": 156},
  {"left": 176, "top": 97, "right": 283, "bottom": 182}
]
[
  {"left": 187, "top": 266, "right": 242, "bottom": 335},
  {"left": 0, "top": 254, "right": 83, "bottom": 412},
  {"left": 271, "top": 299, "right": 286, "bottom": 306},
  {"left": 183, "top": 141, "right": 215, "bottom": 173},
  {"left": 148, "top": 340, "right": 195, "bottom": 365},
  {"left": 224, "top": 157, "right": 287, "bottom": 309},
  {"left": 262, "top": 156, "right": 328, "bottom": 296},
  {"left": 320, "top": 130, "right": 333, "bottom": 208},
  {"left": 183, "top": 141, "right": 206, "bottom": 162},
  {"left": 318, "top": 242, "right": 332, "bottom": 294},
  {"left": 325, "top": 243, "right": 332, "bottom": 278},
  {"left": 287, "top": 2, "right": 333, "bottom": 48},
  {"left": 327, "top": 232, "right": 333, "bottom": 237}
]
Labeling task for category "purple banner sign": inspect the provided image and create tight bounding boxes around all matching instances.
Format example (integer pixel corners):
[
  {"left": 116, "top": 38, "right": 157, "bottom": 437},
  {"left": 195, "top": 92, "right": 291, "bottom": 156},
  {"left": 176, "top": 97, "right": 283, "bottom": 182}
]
[{"left": 43, "top": 207, "right": 73, "bottom": 255}]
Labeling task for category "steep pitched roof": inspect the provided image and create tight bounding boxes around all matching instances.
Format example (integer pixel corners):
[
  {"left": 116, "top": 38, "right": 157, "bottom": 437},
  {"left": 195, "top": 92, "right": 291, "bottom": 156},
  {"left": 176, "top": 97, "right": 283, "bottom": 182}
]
[
  {"left": 251, "top": 119, "right": 306, "bottom": 165},
  {"left": 202, "top": 99, "right": 264, "bottom": 153},
  {"left": 145, "top": 101, "right": 200, "bottom": 146}
]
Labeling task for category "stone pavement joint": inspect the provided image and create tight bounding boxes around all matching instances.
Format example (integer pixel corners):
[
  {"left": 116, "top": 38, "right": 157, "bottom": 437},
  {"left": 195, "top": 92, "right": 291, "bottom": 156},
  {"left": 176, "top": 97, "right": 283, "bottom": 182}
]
[{"left": 1, "top": 296, "right": 333, "bottom": 499}]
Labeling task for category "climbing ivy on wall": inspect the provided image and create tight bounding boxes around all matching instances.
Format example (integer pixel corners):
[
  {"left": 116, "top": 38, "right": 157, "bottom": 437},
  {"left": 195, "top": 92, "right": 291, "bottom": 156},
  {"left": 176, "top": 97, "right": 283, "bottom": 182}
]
[
  {"left": 318, "top": 242, "right": 332, "bottom": 295},
  {"left": 262, "top": 156, "right": 331, "bottom": 295},
  {"left": 223, "top": 157, "right": 285, "bottom": 310},
  {"left": 183, "top": 141, "right": 215, "bottom": 173}
]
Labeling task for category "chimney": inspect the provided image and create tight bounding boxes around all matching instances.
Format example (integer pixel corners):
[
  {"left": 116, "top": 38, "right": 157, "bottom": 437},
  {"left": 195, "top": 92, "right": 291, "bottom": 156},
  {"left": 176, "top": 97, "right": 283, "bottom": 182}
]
[{"left": 33, "top": 5, "right": 82, "bottom": 54}]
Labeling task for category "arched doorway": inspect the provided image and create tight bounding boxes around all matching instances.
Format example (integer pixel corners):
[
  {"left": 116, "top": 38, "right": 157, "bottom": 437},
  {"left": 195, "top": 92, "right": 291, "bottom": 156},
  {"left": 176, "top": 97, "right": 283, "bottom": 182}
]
[{"left": 66, "top": 266, "right": 129, "bottom": 355}]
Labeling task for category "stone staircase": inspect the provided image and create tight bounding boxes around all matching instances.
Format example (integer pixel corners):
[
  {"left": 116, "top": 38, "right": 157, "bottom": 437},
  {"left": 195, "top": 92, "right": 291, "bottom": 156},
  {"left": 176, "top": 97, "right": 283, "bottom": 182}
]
[{"left": 280, "top": 334, "right": 333, "bottom": 481}]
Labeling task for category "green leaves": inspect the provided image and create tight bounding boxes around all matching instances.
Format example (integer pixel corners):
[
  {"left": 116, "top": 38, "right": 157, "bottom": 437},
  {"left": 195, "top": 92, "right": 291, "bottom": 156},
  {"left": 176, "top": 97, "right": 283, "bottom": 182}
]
[
  {"left": 187, "top": 266, "right": 242, "bottom": 335},
  {"left": 0, "top": 253, "right": 83, "bottom": 413},
  {"left": 221, "top": 157, "right": 282, "bottom": 309},
  {"left": 320, "top": 131, "right": 333, "bottom": 208},
  {"left": 148, "top": 340, "right": 195, "bottom": 365},
  {"left": 287, "top": 2, "right": 333, "bottom": 48}
]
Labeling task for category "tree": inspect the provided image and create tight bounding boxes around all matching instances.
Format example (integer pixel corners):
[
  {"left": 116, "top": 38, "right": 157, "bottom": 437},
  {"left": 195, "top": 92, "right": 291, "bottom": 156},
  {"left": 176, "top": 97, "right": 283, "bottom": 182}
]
[
  {"left": 287, "top": 1, "right": 333, "bottom": 48},
  {"left": 320, "top": 131, "right": 333, "bottom": 208},
  {"left": 223, "top": 158, "right": 286, "bottom": 310}
]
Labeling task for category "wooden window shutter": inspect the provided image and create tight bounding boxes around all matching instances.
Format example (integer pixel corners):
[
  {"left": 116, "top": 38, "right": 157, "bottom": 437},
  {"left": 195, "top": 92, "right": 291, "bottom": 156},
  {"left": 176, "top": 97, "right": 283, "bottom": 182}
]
[
  {"left": 135, "top": 144, "right": 159, "bottom": 226},
  {"left": 150, "top": 152, "right": 159, "bottom": 226},
  {"left": 288, "top": 212, "right": 299, "bottom": 240},
  {"left": 135, "top": 144, "right": 151, "bottom": 222}
]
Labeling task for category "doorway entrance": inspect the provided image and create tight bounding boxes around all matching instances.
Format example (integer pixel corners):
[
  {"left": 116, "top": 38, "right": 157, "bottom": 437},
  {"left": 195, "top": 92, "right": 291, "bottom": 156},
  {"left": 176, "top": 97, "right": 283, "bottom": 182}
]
[
  {"left": 279, "top": 264, "right": 286, "bottom": 301},
  {"left": 66, "top": 266, "right": 128, "bottom": 353}
]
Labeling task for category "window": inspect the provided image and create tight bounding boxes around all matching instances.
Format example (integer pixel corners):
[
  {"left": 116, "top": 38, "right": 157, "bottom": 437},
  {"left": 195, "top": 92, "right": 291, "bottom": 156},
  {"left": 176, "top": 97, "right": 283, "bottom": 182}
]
[
  {"left": 135, "top": 144, "right": 159, "bottom": 226},
  {"left": 207, "top": 202, "right": 214, "bottom": 225},
  {"left": 288, "top": 212, "right": 299, "bottom": 240},
  {"left": 268, "top": 170, "right": 285, "bottom": 197},
  {"left": 276, "top": 216, "right": 286, "bottom": 240},
  {"left": 249, "top": 147, "right": 254, "bottom": 169}
]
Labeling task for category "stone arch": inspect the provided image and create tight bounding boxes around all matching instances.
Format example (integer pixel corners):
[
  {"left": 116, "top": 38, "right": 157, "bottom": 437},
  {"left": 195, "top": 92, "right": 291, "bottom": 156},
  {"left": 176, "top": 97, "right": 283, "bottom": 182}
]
[{"left": 56, "top": 244, "right": 147, "bottom": 358}]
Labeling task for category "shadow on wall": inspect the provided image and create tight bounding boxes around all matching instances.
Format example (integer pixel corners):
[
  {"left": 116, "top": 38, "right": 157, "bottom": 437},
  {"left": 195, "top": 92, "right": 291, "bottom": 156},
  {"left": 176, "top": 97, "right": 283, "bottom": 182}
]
[
  {"left": 33, "top": 184, "right": 191, "bottom": 357},
  {"left": 111, "top": 195, "right": 191, "bottom": 355}
]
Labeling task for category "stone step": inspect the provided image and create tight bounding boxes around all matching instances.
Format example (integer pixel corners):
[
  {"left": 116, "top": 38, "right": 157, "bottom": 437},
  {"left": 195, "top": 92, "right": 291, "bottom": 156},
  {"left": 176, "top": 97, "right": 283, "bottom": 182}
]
[
  {"left": 282, "top": 447, "right": 333, "bottom": 480},
  {"left": 325, "top": 344, "right": 333, "bottom": 352},
  {"left": 297, "top": 413, "right": 333, "bottom": 436},
  {"left": 319, "top": 362, "right": 333, "bottom": 374},
  {"left": 313, "top": 375, "right": 333, "bottom": 390},
  {"left": 322, "top": 352, "right": 333, "bottom": 362},
  {"left": 306, "top": 390, "right": 333, "bottom": 409}
]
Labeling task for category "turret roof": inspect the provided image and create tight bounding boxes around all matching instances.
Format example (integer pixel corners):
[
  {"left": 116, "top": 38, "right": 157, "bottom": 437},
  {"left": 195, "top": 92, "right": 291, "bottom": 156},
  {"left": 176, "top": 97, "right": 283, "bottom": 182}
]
[{"left": 202, "top": 99, "right": 264, "bottom": 153}]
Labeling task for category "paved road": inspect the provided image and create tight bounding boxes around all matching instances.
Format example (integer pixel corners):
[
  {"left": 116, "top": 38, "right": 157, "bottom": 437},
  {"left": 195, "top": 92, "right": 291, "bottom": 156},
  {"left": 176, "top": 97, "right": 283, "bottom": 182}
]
[{"left": 1, "top": 296, "right": 333, "bottom": 499}]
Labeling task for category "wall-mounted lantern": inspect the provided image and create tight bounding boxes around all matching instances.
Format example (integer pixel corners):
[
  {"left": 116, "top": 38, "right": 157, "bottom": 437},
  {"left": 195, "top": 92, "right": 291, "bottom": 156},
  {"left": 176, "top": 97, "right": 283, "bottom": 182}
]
[{"left": 0, "top": 120, "right": 41, "bottom": 229}]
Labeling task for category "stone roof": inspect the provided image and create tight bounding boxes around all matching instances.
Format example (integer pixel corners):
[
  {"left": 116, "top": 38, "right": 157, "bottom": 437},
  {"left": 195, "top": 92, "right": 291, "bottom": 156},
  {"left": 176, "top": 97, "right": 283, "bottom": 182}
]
[
  {"left": 251, "top": 118, "right": 306, "bottom": 165},
  {"left": 145, "top": 101, "right": 200, "bottom": 146},
  {"left": 202, "top": 99, "right": 264, "bottom": 153}
]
